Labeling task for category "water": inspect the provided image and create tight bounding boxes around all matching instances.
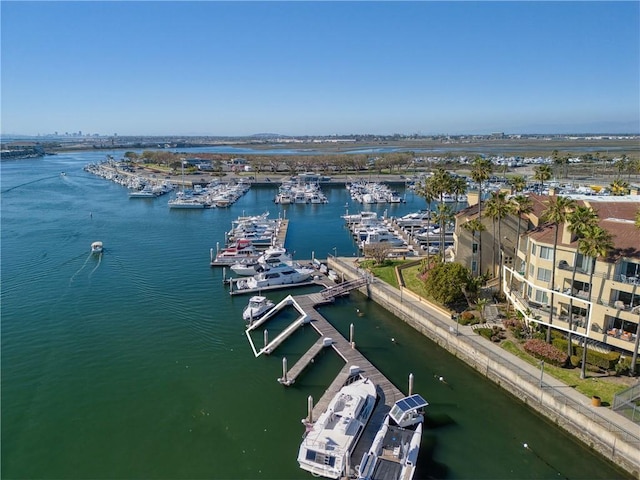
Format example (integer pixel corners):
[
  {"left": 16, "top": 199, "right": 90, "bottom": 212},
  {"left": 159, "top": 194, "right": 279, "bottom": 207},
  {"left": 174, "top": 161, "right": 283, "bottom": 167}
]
[{"left": 1, "top": 152, "right": 629, "bottom": 479}]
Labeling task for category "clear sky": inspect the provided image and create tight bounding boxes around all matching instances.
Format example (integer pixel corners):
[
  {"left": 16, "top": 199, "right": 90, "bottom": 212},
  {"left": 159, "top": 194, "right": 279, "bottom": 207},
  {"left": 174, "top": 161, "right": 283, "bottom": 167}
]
[{"left": 1, "top": 1, "right": 639, "bottom": 136}]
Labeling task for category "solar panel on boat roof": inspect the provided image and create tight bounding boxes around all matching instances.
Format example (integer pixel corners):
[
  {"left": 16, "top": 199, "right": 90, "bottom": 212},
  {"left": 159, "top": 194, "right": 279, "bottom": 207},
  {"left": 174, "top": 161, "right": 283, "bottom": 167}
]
[{"left": 395, "top": 394, "right": 428, "bottom": 412}]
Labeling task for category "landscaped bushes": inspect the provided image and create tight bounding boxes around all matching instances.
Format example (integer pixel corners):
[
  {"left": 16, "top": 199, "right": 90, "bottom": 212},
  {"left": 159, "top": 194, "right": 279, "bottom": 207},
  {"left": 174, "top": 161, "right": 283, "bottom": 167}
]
[
  {"left": 573, "top": 345, "right": 620, "bottom": 370},
  {"left": 477, "top": 326, "right": 506, "bottom": 342},
  {"left": 458, "top": 311, "right": 478, "bottom": 325},
  {"left": 523, "top": 339, "right": 568, "bottom": 367}
]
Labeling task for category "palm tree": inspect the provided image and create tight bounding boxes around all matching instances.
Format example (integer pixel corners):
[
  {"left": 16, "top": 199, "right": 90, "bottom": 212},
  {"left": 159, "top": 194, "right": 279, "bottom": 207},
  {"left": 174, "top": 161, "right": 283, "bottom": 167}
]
[
  {"left": 609, "top": 179, "right": 630, "bottom": 196},
  {"left": 541, "top": 196, "right": 577, "bottom": 343},
  {"left": 461, "top": 218, "right": 486, "bottom": 278},
  {"left": 429, "top": 169, "right": 454, "bottom": 260},
  {"left": 471, "top": 157, "right": 493, "bottom": 275},
  {"left": 509, "top": 175, "right": 527, "bottom": 194},
  {"left": 431, "top": 203, "right": 454, "bottom": 262},
  {"left": 533, "top": 164, "right": 553, "bottom": 190},
  {"left": 415, "top": 177, "right": 436, "bottom": 267},
  {"left": 565, "top": 205, "right": 599, "bottom": 355},
  {"left": 577, "top": 226, "right": 613, "bottom": 379},
  {"left": 509, "top": 195, "right": 533, "bottom": 291},
  {"left": 485, "top": 191, "right": 512, "bottom": 295},
  {"left": 450, "top": 175, "right": 468, "bottom": 215}
]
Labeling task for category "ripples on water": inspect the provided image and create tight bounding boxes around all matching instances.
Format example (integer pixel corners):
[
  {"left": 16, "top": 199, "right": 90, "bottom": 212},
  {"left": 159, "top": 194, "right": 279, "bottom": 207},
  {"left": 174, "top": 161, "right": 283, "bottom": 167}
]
[{"left": 1, "top": 153, "right": 630, "bottom": 479}]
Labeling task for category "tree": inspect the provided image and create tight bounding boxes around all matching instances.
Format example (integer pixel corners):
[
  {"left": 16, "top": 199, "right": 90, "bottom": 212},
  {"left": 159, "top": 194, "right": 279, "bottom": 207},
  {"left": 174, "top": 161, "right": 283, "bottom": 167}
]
[
  {"left": 415, "top": 177, "right": 437, "bottom": 267},
  {"left": 609, "top": 179, "right": 630, "bottom": 196},
  {"left": 509, "top": 194, "right": 533, "bottom": 291},
  {"left": 363, "top": 242, "right": 393, "bottom": 265},
  {"left": 485, "top": 191, "right": 511, "bottom": 293},
  {"left": 541, "top": 196, "right": 577, "bottom": 343},
  {"left": 533, "top": 164, "right": 553, "bottom": 190},
  {"left": 576, "top": 226, "right": 613, "bottom": 379},
  {"left": 565, "top": 205, "right": 599, "bottom": 355},
  {"left": 424, "top": 262, "right": 471, "bottom": 306},
  {"left": 461, "top": 218, "right": 486, "bottom": 278},
  {"left": 470, "top": 157, "right": 493, "bottom": 275},
  {"left": 509, "top": 175, "right": 527, "bottom": 194},
  {"left": 431, "top": 203, "right": 454, "bottom": 262}
]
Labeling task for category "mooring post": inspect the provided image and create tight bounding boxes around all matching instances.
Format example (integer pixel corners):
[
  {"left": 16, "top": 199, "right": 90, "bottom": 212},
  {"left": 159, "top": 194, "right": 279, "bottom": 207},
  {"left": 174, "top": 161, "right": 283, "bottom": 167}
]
[
  {"left": 350, "top": 323, "right": 354, "bottom": 344},
  {"left": 264, "top": 329, "right": 269, "bottom": 349},
  {"left": 409, "top": 373, "right": 414, "bottom": 396},
  {"left": 282, "top": 357, "right": 288, "bottom": 384},
  {"left": 307, "top": 395, "right": 314, "bottom": 423}
]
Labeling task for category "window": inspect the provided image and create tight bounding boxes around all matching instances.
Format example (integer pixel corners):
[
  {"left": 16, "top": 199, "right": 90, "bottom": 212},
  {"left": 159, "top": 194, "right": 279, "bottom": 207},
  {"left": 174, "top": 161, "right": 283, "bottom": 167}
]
[
  {"left": 472, "top": 242, "right": 478, "bottom": 254},
  {"left": 531, "top": 244, "right": 537, "bottom": 256},
  {"left": 471, "top": 260, "right": 477, "bottom": 273},
  {"left": 537, "top": 267, "right": 551, "bottom": 282},
  {"left": 535, "top": 290, "right": 549, "bottom": 304},
  {"left": 540, "top": 246, "right": 552, "bottom": 260}
]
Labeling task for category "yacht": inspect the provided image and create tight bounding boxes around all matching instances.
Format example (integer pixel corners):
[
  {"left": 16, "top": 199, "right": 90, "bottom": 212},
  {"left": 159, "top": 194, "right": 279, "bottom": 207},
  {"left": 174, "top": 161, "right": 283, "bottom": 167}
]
[
  {"left": 357, "top": 394, "right": 428, "bottom": 480},
  {"left": 230, "top": 246, "right": 293, "bottom": 276},
  {"left": 235, "top": 264, "right": 314, "bottom": 290},
  {"left": 298, "top": 375, "right": 377, "bottom": 479},
  {"left": 216, "top": 239, "right": 257, "bottom": 261},
  {"left": 242, "top": 295, "right": 275, "bottom": 321}
]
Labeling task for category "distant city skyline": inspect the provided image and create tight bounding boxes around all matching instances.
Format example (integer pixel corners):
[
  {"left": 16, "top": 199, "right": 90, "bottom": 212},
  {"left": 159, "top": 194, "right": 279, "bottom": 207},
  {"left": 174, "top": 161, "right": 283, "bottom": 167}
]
[{"left": 2, "top": 1, "right": 639, "bottom": 136}]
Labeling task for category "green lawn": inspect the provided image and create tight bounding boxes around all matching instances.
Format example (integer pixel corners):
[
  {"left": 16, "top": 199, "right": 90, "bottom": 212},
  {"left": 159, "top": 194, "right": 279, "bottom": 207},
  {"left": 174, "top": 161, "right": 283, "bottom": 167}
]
[{"left": 362, "top": 262, "right": 632, "bottom": 406}]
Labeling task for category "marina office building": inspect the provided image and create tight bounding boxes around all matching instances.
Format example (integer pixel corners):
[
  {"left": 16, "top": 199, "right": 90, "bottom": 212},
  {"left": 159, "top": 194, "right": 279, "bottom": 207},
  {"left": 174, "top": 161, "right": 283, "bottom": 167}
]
[{"left": 454, "top": 193, "right": 640, "bottom": 359}]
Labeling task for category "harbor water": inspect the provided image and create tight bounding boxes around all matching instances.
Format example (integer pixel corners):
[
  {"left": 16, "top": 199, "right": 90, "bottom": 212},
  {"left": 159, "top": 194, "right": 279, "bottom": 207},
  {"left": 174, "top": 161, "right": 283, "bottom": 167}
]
[{"left": 1, "top": 151, "right": 629, "bottom": 479}]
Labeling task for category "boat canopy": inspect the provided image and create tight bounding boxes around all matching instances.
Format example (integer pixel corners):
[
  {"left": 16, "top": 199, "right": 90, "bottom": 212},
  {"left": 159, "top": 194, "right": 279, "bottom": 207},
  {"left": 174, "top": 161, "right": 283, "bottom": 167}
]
[{"left": 389, "top": 394, "right": 428, "bottom": 427}]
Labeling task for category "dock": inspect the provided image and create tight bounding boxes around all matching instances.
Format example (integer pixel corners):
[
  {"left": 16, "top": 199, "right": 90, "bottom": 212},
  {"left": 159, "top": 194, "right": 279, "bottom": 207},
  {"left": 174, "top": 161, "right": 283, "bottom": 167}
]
[{"left": 243, "top": 278, "right": 409, "bottom": 477}]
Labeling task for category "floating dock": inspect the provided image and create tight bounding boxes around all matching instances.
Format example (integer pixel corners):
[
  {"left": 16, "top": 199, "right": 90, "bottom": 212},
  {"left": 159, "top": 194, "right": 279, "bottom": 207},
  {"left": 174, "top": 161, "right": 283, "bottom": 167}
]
[{"left": 243, "top": 277, "right": 409, "bottom": 478}]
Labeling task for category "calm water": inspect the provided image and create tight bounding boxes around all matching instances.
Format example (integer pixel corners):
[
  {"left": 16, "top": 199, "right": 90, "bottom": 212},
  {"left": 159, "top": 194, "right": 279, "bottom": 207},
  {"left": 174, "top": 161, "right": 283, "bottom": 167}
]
[{"left": 1, "top": 152, "right": 628, "bottom": 479}]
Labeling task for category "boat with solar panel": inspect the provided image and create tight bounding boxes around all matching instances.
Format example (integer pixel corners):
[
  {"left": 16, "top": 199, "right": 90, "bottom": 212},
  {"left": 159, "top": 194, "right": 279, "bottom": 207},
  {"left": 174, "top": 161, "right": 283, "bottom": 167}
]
[{"left": 356, "top": 393, "right": 428, "bottom": 480}]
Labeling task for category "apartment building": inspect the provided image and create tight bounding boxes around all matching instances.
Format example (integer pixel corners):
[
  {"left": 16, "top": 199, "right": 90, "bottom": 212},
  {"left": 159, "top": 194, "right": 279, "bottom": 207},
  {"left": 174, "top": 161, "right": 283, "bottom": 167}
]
[{"left": 455, "top": 193, "right": 640, "bottom": 357}]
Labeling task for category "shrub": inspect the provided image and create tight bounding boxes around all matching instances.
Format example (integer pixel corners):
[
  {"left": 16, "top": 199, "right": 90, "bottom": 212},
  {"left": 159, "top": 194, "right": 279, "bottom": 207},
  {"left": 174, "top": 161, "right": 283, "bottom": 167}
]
[
  {"left": 523, "top": 339, "right": 568, "bottom": 367},
  {"left": 614, "top": 357, "right": 631, "bottom": 376},
  {"left": 574, "top": 346, "right": 620, "bottom": 371},
  {"left": 570, "top": 355, "right": 581, "bottom": 367},
  {"left": 477, "top": 327, "right": 493, "bottom": 340}
]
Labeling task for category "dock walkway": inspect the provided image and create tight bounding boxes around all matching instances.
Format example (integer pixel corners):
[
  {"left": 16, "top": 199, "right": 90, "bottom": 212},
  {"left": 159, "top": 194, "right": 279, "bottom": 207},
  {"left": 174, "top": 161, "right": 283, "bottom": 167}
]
[{"left": 246, "top": 289, "right": 406, "bottom": 477}]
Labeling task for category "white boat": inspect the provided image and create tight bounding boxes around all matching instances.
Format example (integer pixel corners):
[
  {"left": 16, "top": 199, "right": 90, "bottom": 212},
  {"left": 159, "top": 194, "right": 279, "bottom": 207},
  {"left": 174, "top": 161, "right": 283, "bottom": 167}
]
[
  {"left": 235, "top": 264, "right": 314, "bottom": 290},
  {"left": 357, "top": 394, "right": 428, "bottom": 480},
  {"left": 229, "top": 246, "right": 293, "bottom": 276},
  {"left": 91, "top": 241, "right": 103, "bottom": 254},
  {"left": 298, "top": 375, "right": 377, "bottom": 479},
  {"left": 216, "top": 239, "right": 257, "bottom": 260},
  {"left": 129, "top": 185, "right": 157, "bottom": 198},
  {"left": 242, "top": 295, "right": 275, "bottom": 321}
]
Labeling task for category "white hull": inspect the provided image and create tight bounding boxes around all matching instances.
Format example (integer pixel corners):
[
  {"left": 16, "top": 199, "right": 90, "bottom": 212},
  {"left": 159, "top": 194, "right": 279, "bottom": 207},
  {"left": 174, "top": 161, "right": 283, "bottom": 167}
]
[
  {"left": 298, "top": 376, "right": 377, "bottom": 479},
  {"left": 242, "top": 296, "right": 275, "bottom": 321}
]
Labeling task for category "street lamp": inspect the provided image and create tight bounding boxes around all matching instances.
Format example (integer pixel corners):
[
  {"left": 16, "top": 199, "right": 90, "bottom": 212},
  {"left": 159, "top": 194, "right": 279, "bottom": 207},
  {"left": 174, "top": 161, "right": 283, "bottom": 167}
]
[{"left": 539, "top": 360, "right": 544, "bottom": 388}]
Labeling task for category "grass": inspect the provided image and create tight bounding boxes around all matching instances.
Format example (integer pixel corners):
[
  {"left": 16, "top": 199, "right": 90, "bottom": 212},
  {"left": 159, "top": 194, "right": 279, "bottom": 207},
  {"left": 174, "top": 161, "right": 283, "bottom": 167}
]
[{"left": 362, "top": 261, "right": 634, "bottom": 407}]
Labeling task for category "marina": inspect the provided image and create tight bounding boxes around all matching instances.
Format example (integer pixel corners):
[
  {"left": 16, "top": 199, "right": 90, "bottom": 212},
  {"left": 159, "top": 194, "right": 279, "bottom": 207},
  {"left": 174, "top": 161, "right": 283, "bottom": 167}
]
[{"left": 1, "top": 150, "right": 634, "bottom": 480}]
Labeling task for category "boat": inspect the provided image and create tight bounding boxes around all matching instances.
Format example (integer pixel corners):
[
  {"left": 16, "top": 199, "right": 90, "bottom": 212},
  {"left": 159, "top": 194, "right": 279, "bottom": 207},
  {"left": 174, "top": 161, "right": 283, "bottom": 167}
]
[
  {"left": 129, "top": 185, "right": 157, "bottom": 198},
  {"left": 242, "top": 295, "right": 275, "bottom": 321},
  {"left": 230, "top": 246, "right": 293, "bottom": 276},
  {"left": 235, "top": 264, "right": 315, "bottom": 290},
  {"left": 356, "top": 393, "right": 428, "bottom": 480},
  {"left": 216, "top": 239, "right": 257, "bottom": 260},
  {"left": 298, "top": 374, "right": 377, "bottom": 479},
  {"left": 91, "top": 241, "right": 103, "bottom": 254}
]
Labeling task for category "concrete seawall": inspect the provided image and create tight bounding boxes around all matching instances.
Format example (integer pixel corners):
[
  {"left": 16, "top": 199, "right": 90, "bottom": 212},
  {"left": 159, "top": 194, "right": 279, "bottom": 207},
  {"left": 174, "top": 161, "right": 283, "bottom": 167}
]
[{"left": 328, "top": 257, "right": 640, "bottom": 478}]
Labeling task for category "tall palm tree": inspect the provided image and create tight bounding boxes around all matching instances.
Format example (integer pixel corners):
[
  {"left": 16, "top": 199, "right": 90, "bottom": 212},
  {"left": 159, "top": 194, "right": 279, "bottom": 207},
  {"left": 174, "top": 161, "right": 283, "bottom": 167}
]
[
  {"left": 429, "top": 169, "right": 454, "bottom": 260},
  {"left": 450, "top": 175, "right": 468, "bottom": 215},
  {"left": 533, "top": 164, "right": 553, "bottom": 190},
  {"left": 541, "top": 196, "right": 577, "bottom": 343},
  {"left": 485, "top": 191, "right": 512, "bottom": 294},
  {"left": 565, "top": 205, "right": 599, "bottom": 355},
  {"left": 577, "top": 226, "right": 613, "bottom": 379},
  {"left": 509, "top": 175, "right": 527, "bottom": 194},
  {"left": 431, "top": 203, "right": 454, "bottom": 262},
  {"left": 461, "top": 218, "right": 486, "bottom": 278},
  {"left": 509, "top": 194, "right": 533, "bottom": 291},
  {"left": 471, "top": 157, "right": 493, "bottom": 277},
  {"left": 415, "top": 177, "right": 436, "bottom": 267}
]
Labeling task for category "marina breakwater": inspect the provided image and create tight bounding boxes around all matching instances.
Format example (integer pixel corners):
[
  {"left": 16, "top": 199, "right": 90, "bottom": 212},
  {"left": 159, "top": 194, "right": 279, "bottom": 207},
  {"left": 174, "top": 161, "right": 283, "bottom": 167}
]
[{"left": 328, "top": 257, "right": 640, "bottom": 478}]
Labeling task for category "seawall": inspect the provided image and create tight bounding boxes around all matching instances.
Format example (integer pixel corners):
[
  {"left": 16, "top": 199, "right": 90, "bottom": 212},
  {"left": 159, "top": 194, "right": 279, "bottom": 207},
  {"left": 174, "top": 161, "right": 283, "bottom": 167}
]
[{"left": 328, "top": 257, "right": 640, "bottom": 478}]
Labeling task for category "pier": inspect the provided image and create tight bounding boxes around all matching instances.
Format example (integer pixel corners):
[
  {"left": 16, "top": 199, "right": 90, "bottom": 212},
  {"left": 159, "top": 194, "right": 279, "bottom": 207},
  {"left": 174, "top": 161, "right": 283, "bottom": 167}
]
[{"left": 243, "top": 278, "right": 408, "bottom": 477}]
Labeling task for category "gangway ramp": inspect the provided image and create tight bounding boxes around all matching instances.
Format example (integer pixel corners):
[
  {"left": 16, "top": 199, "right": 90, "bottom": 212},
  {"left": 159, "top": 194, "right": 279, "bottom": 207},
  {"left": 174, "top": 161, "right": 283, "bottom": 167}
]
[{"left": 320, "top": 275, "right": 369, "bottom": 300}]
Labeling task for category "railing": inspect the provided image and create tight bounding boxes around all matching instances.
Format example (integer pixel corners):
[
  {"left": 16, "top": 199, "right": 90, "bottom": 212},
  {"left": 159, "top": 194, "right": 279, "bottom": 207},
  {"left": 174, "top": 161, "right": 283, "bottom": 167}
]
[{"left": 612, "top": 383, "right": 640, "bottom": 423}]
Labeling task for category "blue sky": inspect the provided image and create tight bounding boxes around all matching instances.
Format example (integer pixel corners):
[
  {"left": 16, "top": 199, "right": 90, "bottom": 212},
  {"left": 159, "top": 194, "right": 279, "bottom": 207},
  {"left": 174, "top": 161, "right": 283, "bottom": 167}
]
[{"left": 2, "top": 1, "right": 639, "bottom": 136}]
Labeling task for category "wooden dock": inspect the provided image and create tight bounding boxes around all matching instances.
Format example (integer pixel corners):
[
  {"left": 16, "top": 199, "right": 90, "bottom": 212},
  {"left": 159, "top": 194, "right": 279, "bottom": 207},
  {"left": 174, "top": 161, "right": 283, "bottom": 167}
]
[{"left": 249, "top": 290, "right": 406, "bottom": 477}]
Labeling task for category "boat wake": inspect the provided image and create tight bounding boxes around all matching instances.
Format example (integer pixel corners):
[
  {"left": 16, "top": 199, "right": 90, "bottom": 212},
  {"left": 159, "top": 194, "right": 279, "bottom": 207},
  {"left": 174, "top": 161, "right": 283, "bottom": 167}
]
[
  {"left": 89, "top": 252, "right": 102, "bottom": 277},
  {"left": 70, "top": 252, "right": 93, "bottom": 283}
]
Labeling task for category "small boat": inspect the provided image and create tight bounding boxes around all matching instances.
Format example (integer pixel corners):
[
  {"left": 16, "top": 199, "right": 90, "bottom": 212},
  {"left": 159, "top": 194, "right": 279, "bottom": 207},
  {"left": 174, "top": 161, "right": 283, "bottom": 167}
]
[
  {"left": 357, "top": 394, "right": 428, "bottom": 480},
  {"left": 91, "top": 241, "right": 103, "bottom": 254},
  {"left": 298, "top": 374, "right": 377, "bottom": 479},
  {"left": 242, "top": 295, "right": 275, "bottom": 321}
]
